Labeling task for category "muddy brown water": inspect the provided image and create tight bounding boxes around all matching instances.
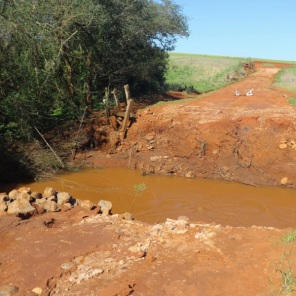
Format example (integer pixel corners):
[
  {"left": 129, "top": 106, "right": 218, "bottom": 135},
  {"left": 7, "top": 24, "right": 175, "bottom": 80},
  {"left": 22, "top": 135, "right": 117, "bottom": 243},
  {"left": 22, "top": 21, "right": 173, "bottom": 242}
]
[{"left": 5, "top": 167, "right": 296, "bottom": 228}]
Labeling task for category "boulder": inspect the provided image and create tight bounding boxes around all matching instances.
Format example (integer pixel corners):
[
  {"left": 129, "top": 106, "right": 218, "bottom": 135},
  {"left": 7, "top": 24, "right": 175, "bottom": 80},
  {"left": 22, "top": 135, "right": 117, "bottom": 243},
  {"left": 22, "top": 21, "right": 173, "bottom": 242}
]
[
  {"left": 98, "top": 200, "right": 112, "bottom": 215},
  {"left": 43, "top": 187, "right": 56, "bottom": 198},
  {"left": 80, "top": 200, "right": 95, "bottom": 211},
  {"left": 34, "top": 197, "right": 47, "bottom": 205},
  {"left": 8, "top": 189, "right": 19, "bottom": 200},
  {"left": 57, "top": 192, "right": 71, "bottom": 205},
  {"left": 32, "top": 203, "right": 46, "bottom": 215},
  {"left": 43, "top": 200, "right": 59, "bottom": 212},
  {"left": 16, "top": 192, "right": 32, "bottom": 202},
  {"left": 18, "top": 187, "right": 31, "bottom": 194},
  {"left": 7, "top": 199, "right": 36, "bottom": 216},
  {"left": 31, "top": 192, "right": 42, "bottom": 199}
]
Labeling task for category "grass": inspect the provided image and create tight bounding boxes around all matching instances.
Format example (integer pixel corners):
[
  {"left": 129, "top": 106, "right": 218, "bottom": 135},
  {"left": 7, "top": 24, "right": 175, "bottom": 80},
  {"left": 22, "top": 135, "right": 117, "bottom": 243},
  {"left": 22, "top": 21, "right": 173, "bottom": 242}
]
[
  {"left": 273, "top": 67, "right": 296, "bottom": 91},
  {"left": 165, "top": 53, "right": 250, "bottom": 93},
  {"left": 288, "top": 98, "right": 296, "bottom": 106},
  {"left": 282, "top": 230, "right": 296, "bottom": 243},
  {"left": 131, "top": 183, "right": 147, "bottom": 214},
  {"left": 270, "top": 231, "right": 296, "bottom": 295}
]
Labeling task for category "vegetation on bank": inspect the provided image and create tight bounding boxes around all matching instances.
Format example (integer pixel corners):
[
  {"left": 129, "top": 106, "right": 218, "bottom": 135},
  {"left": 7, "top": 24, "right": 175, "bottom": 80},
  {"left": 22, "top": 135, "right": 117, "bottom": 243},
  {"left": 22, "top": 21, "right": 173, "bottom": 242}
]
[
  {"left": 0, "top": 0, "right": 189, "bottom": 182},
  {"left": 273, "top": 67, "right": 296, "bottom": 92},
  {"left": 0, "top": 0, "right": 188, "bottom": 141},
  {"left": 165, "top": 53, "right": 250, "bottom": 93}
]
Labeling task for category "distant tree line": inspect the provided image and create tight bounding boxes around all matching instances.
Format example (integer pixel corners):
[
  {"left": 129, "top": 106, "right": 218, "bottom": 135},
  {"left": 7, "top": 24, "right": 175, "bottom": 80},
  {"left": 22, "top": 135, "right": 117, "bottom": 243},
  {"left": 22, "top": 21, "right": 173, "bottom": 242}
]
[{"left": 0, "top": 0, "right": 188, "bottom": 140}]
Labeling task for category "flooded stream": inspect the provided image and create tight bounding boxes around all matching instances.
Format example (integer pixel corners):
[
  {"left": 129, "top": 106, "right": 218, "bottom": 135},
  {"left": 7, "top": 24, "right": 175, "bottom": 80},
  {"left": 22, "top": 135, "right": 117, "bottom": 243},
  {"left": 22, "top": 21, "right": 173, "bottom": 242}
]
[{"left": 5, "top": 167, "right": 296, "bottom": 228}]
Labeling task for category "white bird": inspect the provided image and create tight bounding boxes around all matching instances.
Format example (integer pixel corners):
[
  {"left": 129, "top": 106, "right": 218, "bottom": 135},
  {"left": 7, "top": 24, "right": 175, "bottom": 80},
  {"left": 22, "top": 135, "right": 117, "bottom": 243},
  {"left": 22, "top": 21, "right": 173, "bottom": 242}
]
[
  {"left": 235, "top": 89, "right": 240, "bottom": 96},
  {"left": 246, "top": 88, "right": 254, "bottom": 96}
]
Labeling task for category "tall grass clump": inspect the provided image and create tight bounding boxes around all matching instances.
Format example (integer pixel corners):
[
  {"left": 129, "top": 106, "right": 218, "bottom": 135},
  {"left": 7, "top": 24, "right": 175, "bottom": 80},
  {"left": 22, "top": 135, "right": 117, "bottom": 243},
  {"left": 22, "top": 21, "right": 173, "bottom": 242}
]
[
  {"left": 165, "top": 53, "right": 249, "bottom": 93},
  {"left": 273, "top": 67, "right": 296, "bottom": 91}
]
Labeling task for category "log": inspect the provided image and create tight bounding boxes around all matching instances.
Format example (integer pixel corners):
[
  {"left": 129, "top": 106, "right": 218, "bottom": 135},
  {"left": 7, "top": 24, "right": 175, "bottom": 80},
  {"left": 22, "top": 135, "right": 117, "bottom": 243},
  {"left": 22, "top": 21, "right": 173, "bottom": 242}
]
[
  {"left": 120, "top": 99, "right": 134, "bottom": 139},
  {"left": 124, "top": 84, "right": 131, "bottom": 103}
]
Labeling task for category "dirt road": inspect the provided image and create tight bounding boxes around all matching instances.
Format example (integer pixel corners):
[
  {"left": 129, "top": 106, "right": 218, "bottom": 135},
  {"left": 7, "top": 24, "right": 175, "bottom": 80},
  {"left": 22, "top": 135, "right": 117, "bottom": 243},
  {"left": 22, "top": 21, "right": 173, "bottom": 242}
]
[{"left": 109, "top": 62, "right": 296, "bottom": 187}]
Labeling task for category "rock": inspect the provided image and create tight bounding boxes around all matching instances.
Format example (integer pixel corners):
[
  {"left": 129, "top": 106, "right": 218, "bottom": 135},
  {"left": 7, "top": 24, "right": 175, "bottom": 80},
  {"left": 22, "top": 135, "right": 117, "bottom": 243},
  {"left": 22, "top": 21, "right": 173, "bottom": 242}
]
[
  {"left": 18, "top": 187, "right": 31, "bottom": 194},
  {"left": 98, "top": 200, "right": 112, "bottom": 215},
  {"left": 145, "top": 132, "right": 155, "bottom": 141},
  {"left": 32, "top": 287, "right": 42, "bottom": 295},
  {"left": 34, "top": 197, "right": 47, "bottom": 206},
  {"left": 16, "top": 192, "right": 31, "bottom": 202},
  {"left": 123, "top": 212, "right": 134, "bottom": 220},
  {"left": 164, "top": 218, "right": 189, "bottom": 234},
  {"left": 150, "top": 156, "right": 162, "bottom": 162},
  {"left": 178, "top": 216, "right": 189, "bottom": 222},
  {"left": 281, "top": 177, "right": 289, "bottom": 185},
  {"left": 0, "top": 194, "right": 9, "bottom": 202},
  {"left": 43, "top": 187, "right": 56, "bottom": 198},
  {"left": 60, "top": 262, "right": 75, "bottom": 270},
  {"left": 60, "top": 202, "right": 73, "bottom": 212},
  {"left": 279, "top": 143, "right": 288, "bottom": 149},
  {"left": 7, "top": 199, "right": 36, "bottom": 216},
  {"left": 185, "top": 171, "right": 195, "bottom": 178},
  {"left": 57, "top": 192, "right": 71, "bottom": 205},
  {"left": 72, "top": 198, "right": 80, "bottom": 207},
  {"left": 47, "top": 196, "right": 57, "bottom": 202},
  {"left": 212, "top": 149, "right": 219, "bottom": 155},
  {"left": 31, "top": 192, "right": 42, "bottom": 199},
  {"left": 80, "top": 200, "right": 95, "bottom": 211},
  {"left": 0, "top": 201, "right": 8, "bottom": 212},
  {"left": 68, "top": 268, "right": 104, "bottom": 284},
  {"left": 32, "top": 204, "right": 46, "bottom": 215},
  {"left": 43, "top": 200, "right": 59, "bottom": 212},
  {"left": 73, "top": 256, "right": 84, "bottom": 265},
  {"left": 161, "top": 165, "right": 174, "bottom": 173},
  {"left": 0, "top": 285, "right": 19, "bottom": 295},
  {"left": 8, "top": 189, "right": 18, "bottom": 200}
]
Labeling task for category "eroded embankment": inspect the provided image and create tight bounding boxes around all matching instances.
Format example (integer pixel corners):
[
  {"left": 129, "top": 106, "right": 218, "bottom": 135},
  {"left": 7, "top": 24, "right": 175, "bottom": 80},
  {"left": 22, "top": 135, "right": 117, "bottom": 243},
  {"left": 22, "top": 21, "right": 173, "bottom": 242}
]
[{"left": 102, "top": 64, "right": 296, "bottom": 187}]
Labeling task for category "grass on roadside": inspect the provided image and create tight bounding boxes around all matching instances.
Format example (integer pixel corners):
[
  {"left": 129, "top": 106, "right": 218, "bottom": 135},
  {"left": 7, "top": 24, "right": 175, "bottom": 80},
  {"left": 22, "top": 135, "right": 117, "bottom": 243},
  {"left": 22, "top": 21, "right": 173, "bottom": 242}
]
[
  {"left": 273, "top": 67, "right": 296, "bottom": 91},
  {"left": 288, "top": 98, "right": 296, "bottom": 106},
  {"left": 282, "top": 229, "right": 296, "bottom": 243},
  {"left": 165, "top": 53, "right": 250, "bottom": 93}
]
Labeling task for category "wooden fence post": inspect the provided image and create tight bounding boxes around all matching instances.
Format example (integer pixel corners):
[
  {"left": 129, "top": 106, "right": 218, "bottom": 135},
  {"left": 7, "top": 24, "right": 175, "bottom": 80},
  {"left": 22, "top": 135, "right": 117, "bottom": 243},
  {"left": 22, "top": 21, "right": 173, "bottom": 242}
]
[{"left": 119, "top": 84, "right": 133, "bottom": 139}]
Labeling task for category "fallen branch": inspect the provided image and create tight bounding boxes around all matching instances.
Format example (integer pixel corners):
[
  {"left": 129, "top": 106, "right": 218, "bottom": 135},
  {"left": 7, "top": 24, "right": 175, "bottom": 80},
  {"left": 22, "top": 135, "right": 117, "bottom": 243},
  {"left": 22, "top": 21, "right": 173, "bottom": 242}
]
[
  {"left": 34, "top": 126, "right": 65, "bottom": 168},
  {"left": 72, "top": 106, "right": 88, "bottom": 160}
]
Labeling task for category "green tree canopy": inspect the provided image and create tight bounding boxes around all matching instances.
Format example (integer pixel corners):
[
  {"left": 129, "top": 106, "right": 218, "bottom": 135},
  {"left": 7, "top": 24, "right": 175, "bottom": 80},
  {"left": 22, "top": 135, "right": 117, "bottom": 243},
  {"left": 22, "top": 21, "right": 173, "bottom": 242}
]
[{"left": 0, "top": 0, "right": 188, "bottom": 138}]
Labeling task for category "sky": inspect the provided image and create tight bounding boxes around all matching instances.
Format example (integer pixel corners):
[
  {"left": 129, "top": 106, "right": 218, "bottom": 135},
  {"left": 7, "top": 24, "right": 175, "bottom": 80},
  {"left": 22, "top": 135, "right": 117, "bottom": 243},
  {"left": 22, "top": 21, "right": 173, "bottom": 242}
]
[{"left": 172, "top": 0, "right": 296, "bottom": 61}]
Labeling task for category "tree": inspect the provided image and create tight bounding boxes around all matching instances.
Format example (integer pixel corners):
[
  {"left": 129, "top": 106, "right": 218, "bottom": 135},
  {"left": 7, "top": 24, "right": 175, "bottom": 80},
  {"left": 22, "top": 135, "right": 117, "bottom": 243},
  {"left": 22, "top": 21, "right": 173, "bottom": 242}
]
[{"left": 0, "top": 0, "right": 189, "bottom": 139}]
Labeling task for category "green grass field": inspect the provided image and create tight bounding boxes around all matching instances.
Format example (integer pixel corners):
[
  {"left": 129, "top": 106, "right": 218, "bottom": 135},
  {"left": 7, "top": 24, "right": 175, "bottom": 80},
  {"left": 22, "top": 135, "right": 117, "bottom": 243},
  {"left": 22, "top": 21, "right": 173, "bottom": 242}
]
[{"left": 165, "top": 52, "right": 250, "bottom": 93}]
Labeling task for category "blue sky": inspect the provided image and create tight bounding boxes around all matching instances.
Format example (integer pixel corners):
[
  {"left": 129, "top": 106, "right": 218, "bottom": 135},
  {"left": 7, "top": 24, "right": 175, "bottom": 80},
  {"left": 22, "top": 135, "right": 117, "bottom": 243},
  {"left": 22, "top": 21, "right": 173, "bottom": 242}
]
[{"left": 172, "top": 0, "right": 296, "bottom": 61}]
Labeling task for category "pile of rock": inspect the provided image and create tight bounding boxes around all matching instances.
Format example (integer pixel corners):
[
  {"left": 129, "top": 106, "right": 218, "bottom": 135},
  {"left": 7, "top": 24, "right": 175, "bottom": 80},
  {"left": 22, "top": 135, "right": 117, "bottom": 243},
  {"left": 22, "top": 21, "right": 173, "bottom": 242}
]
[{"left": 0, "top": 187, "right": 113, "bottom": 219}]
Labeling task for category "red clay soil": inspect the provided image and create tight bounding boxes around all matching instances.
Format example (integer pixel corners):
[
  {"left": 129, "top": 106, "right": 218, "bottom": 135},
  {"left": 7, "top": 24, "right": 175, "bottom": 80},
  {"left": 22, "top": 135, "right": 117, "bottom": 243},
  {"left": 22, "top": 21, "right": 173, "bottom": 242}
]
[
  {"left": 2, "top": 62, "right": 296, "bottom": 296},
  {"left": 84, "top": 62, "right": 296, "bottom": 188}
]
